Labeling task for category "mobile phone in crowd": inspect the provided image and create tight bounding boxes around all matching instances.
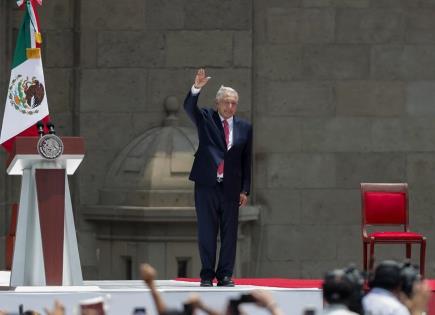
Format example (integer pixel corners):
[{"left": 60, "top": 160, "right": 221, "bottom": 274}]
[
  {"left": 133, "top": 307, "right": 146, "bottom": 315},
  {"left": 303, "top": 307, "right": 316, "bottom": 315}
]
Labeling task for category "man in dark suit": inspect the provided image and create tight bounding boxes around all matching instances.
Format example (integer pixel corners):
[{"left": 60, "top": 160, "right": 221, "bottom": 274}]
[{"left": 184, "top": 69, "right": 253, "bottom": 287}]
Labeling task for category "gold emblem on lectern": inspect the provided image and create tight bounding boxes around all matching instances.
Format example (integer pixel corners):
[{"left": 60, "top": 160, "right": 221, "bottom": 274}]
[{"left": 37, "top": 134, "right": 64, "bottom": 159}]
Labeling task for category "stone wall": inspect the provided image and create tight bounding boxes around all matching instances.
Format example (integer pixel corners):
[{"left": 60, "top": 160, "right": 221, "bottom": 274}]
[
  {"left": 1, "top": 0, "right": 435, "bottom": 278},
  {"left": 253, "top": 0, "right": 435, "bottom": 277}
]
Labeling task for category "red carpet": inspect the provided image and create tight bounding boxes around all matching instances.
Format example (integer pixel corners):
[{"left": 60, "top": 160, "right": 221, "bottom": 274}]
[{"left": 176, "top": 278, "right": 323, "bottom": 288}]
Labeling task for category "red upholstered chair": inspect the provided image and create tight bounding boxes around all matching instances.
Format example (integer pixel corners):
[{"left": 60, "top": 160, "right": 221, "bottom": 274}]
[{"left": 361, "top": 183, "right": 426, "bottom": 276}]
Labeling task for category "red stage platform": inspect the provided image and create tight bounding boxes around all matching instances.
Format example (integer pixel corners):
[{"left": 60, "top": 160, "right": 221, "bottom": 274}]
[{"left": 176, "top": 278, "right": 324, "bottom": 288}]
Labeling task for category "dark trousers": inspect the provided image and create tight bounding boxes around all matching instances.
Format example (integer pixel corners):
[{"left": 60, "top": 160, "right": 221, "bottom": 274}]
[{"left": 194, "top": 182, "right": 239, "bottom": 280}]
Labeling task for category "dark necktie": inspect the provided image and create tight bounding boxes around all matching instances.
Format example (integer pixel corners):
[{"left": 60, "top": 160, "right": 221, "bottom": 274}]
[{"left": 217, "top": 119, "right": 229, "bottom": 176}]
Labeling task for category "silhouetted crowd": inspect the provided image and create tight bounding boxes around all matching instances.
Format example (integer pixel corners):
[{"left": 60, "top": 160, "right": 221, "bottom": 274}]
[
  {"left": 318, "top": 260, "right": 429, "bottom": 315},
  {"left": 0, "top": 260, "right": 431, "bottom": 315}
]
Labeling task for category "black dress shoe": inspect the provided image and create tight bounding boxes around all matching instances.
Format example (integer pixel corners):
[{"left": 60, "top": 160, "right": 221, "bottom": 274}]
[
  {"left": 200, "top": 279, "right": 213, "bottom": 287},
  {"left": 217, "top": 276, "right": 235, "bottom": 287}
]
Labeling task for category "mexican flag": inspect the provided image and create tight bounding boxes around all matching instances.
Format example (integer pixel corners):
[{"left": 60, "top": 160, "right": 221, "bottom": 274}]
[{"left": 0, "top": 0, "right": 49, "bottom": 152}]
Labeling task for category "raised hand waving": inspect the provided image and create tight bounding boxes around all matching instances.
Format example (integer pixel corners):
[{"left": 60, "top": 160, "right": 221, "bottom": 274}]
[{"left": 194, "top": 68, "right": 211, "bottom": 89}]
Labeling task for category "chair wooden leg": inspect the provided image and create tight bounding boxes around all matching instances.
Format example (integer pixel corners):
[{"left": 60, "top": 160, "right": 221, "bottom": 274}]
[
  {"left": 363, "top": 242, "right": 368, "bottom": 271},
  {"left": 369, "top": 239, "right": 375, "bottom": 271},
  {"left": 406, "top": 243, "right": 411, "bottom": 260},
  {"left": 420, "top": 238, "right": 426, "bottom": 278}
]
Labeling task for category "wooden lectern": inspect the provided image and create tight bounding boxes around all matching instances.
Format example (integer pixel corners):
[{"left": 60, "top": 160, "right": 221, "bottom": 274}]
[{"left": 6, "top": 137, "right": 84, "bottom": 286}]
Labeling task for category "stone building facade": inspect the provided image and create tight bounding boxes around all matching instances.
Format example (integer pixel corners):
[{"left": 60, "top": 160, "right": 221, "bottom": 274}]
[{"left": 2, "top": 0, "right": 435, "bottom": 279}]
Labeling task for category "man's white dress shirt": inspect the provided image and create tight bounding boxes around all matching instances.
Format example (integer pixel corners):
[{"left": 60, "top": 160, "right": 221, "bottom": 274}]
[{"left": 363, "top": 288, "right": 410, "bottom": 315}]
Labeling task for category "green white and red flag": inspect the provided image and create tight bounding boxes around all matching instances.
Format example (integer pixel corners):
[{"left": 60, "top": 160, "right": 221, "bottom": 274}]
[{"left": 0, "top": 0, "right": 50, "bottom": 152}]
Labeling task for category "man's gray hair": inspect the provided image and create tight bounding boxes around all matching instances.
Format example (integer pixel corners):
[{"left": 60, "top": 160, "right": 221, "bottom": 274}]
[{"left": 215, "top": 85, "right": 238, "bottom": 102}]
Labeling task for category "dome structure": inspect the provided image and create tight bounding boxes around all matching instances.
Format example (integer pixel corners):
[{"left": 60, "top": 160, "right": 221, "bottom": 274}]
[{"left": 98, "top": 96, "right": 198, "bottom": 207}]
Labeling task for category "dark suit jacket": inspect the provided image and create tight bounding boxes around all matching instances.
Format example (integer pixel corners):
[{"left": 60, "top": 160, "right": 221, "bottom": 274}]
[{"left": 184, "top": 91, "right": 252, "bottom": 202}]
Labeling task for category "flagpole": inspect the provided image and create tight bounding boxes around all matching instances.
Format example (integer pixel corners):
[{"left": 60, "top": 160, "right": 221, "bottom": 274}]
[{"left": 25, "top": 0, "right": 42, "bottom": 48}]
